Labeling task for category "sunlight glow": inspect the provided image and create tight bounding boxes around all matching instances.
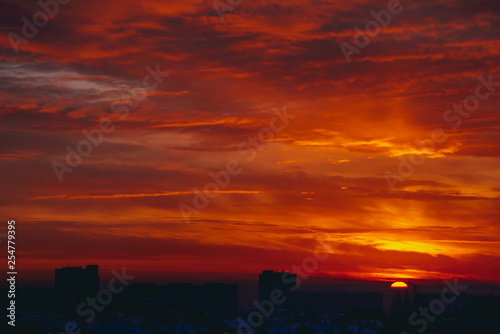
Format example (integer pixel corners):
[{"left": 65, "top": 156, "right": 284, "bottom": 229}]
[{"left": 391, "top": 281, "right": 408, "bottom": 289}]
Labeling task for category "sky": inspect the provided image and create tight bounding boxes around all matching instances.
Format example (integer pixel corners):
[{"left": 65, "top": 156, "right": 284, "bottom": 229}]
[{"left": 1, "top": 0, "right": 500, "bottom": 285}]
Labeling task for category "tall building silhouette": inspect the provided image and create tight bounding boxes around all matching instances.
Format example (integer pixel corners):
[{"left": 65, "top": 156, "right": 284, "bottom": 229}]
[
  {"left": 55, "top": 265, "right": 100, "bottom": 305},
  {"left": 259, "top": 270, "right": 297, "bottom": 307}
]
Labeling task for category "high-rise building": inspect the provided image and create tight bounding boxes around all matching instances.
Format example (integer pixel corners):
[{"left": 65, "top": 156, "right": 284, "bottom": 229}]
[
  {"left": 55, "top": 265, "right": 100, "bottom": 300},
  {"left": 259, "top": 270, "right": 297, "bottom": 308}
]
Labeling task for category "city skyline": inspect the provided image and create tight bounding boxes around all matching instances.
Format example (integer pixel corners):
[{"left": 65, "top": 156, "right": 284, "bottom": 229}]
[{"left": 2, "top": 0, "right": 500, "bottom": 293}]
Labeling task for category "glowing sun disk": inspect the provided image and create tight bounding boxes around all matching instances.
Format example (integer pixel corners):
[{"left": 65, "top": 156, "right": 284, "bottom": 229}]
[{"left": 391, "top": 281, "right": 408, "bottom": 288}]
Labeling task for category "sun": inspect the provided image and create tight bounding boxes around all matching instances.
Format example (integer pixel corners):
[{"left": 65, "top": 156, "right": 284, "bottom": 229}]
[{"left": 391, "top": 281, "right": 408, "bottom": 289}]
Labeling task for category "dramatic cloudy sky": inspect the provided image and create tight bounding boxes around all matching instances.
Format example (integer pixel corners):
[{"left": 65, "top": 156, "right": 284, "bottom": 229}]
[{"left": 1, "top": 0, "right": 500, "bottom": 284}]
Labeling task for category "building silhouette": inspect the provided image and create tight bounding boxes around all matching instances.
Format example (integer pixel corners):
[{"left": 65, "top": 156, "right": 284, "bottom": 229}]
[
  {"left": 121, "top": 282, "right": 238, "bottom": 315},
  {"left": 55, "top": 265, "right": 100, "bottom": 308},
  {"left": 295, "top": 290, "right": 384, "bottom": 315},
  {"left": 259, "top": 270, "right": 297, "bottom": 308}
]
